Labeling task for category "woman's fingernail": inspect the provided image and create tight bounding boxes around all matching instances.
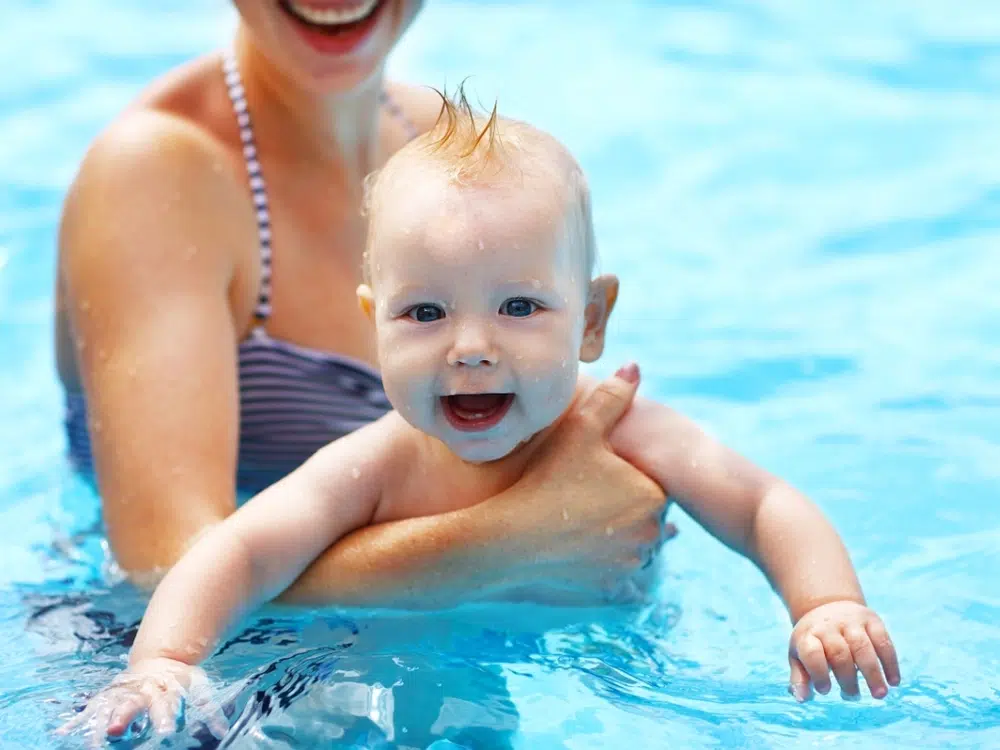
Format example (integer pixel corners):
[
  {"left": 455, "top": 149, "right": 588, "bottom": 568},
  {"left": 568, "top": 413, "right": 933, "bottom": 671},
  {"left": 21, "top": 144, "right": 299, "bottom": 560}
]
[{"left": 614, "top": 362, "right": 639, "bottom": 383}]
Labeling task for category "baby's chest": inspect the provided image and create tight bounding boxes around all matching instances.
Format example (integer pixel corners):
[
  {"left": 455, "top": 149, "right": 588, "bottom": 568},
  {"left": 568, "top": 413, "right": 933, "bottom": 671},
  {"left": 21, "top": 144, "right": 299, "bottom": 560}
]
[{"left": 373, "top": 460, "right": 518, "bottom": 524}]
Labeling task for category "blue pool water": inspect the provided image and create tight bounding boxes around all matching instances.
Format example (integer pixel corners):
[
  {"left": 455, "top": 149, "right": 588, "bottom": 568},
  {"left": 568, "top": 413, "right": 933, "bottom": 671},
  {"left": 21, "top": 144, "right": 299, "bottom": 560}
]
[{"left": 2, "top": 1, "right": 999, "bottom": 747}]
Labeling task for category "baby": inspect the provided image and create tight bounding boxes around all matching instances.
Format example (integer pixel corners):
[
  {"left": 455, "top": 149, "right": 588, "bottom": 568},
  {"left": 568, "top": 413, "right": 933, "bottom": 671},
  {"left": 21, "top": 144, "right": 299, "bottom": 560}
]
[{"left": 62, "top": 93, "right": 899, "bottom": 742}]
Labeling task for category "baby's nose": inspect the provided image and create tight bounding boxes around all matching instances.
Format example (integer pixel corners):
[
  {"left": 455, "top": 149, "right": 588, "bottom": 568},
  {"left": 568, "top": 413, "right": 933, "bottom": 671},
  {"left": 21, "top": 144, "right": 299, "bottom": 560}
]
[{"left": 447, "top": 325, "right": 498, "bottom": 367}]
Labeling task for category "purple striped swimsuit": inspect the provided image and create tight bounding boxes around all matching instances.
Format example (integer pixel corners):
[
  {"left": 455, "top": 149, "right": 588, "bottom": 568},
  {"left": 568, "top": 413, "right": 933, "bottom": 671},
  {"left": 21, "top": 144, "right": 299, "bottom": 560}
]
[{"left": 65, "top": 52, "right": 418, "bottom": 493}]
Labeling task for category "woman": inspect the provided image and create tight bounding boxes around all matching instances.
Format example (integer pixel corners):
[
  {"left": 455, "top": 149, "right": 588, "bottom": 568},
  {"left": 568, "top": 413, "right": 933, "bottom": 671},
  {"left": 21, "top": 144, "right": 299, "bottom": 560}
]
[{"left": 55, "top": 0, "right": 669, "bottom": 607}]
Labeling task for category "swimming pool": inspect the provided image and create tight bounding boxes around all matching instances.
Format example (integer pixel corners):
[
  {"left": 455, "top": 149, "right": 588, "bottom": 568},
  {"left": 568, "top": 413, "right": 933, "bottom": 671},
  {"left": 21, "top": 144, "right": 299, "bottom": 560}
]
[{"left": 2, "top": 0, "right": 999, "bottom": 747}]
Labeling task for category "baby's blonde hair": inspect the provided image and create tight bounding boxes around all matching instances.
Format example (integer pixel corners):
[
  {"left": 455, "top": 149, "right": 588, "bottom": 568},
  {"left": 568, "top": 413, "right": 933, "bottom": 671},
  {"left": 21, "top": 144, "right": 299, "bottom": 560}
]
[{"left": 362, "top": 84, "right": 596, "bottom": 284}]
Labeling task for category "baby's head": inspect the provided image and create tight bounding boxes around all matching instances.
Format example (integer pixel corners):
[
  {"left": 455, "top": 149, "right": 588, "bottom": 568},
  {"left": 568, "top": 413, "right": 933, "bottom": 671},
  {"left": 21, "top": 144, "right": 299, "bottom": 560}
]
[{"left": 357, "top": 88, "right": 617, "bottom": 462}]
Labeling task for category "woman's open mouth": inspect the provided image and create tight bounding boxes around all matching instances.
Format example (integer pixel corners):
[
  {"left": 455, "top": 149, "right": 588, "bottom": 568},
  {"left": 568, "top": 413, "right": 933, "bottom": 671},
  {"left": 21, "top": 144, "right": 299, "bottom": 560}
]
[
  {"left": 441, "top": 394, "right": 515, "bottom": 432},
  {"left": 278, "top": 0, "right": 389, "bottom": 53}
]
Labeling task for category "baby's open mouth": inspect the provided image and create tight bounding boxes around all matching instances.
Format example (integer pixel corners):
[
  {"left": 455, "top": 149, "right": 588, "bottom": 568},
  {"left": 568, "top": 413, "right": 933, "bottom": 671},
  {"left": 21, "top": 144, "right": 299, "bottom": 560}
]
[{"left": 441, "top": 394, "right": 515, "bottom": 432}]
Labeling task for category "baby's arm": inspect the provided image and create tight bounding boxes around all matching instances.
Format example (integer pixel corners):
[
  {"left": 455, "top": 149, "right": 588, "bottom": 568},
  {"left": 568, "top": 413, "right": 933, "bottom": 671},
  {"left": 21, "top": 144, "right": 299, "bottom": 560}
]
[
  {"left": 61, "top": 418, "right": 394, "bottom": 741},
  {"left": 608, "top": 390, "right": 899, "bottom": 700}
]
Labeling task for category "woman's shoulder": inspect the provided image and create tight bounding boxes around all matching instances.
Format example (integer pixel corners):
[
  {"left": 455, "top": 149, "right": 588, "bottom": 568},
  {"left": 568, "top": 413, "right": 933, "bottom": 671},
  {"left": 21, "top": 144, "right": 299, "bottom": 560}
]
[
  {"left": 72, "top": 52, "right": 243, "bottom": 202},
  {"left": 57, "top": 52, "right": 256, "bottom": 312},
  {"left": 383, "top": 80, "right": 448, "bottom": 135}
]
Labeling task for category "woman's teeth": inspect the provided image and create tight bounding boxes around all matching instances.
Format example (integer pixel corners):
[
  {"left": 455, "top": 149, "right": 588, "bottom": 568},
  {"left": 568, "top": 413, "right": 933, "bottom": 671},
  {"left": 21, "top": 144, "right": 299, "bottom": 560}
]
[{"left": 287, "top": 0, "right": 380, "bottom": 26}]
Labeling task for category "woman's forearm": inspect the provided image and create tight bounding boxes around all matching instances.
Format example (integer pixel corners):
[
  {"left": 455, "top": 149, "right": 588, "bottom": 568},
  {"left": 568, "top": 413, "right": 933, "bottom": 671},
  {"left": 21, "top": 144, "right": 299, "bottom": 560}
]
[
  {"left": 748, "top": 482, "right": 865, "bottom": 623},
  {"left": 276, "top": 504, "right": 520, "bottom": 609}
]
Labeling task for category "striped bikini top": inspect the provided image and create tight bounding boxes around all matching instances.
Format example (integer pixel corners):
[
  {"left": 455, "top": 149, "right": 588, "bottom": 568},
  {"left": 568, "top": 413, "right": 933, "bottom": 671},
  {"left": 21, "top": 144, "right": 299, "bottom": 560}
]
[{"left": 64, "top": 52, "right": 418, "bottom": 493}]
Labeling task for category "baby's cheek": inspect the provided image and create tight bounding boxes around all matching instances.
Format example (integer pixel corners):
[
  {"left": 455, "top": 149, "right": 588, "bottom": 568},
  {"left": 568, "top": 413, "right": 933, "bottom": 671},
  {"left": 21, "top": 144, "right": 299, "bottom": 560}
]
[{"left": 544, "top": 366, "right": 579, "bottom": 407}]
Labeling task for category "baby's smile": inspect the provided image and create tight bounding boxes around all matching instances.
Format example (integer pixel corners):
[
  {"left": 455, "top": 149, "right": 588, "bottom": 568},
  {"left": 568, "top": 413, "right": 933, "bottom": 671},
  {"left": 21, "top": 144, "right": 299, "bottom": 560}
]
[{"left": 440, "top": 393, "right": 515, "bottom": 432}]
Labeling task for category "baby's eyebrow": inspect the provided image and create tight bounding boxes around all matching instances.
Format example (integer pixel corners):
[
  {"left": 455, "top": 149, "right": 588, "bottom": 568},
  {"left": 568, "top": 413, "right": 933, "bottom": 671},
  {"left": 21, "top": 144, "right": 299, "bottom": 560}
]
[
  {"left": 498, "top": 279, "right": 557, "bottom": 291},
  {"left": 385, "top": 283, "right": 426, "bottom": 297}
]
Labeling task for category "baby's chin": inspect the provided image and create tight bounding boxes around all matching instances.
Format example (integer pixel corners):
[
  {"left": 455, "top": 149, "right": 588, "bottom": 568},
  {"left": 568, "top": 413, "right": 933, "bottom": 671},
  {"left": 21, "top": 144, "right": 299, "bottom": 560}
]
[{"left": 446, "top": 432, "right": 537, "bottom": 465}]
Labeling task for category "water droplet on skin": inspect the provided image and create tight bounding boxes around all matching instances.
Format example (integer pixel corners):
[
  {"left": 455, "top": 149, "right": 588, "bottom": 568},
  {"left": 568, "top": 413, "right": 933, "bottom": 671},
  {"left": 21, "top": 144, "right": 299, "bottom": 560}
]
[
  {"left": 561, "top": 360, "right": 567, "bottom": 368},
  {"left": 531, "top": 280, "right": 541, "bottom": 289},
  {"left": 127, "top": 366, "right": 137, "bottom": 378},
  {"left": 515, "top": 354, "right": 523, "bottom": 361},
  {"left": 605, "top": 525, "right": 615, "bottom": 536},
  {"left": 79, "top": 300, "right": 91, "bottom": 312},
  {"left": 351, "top": 467, "right": 361, "bottom": 479},
  {"left": 92, "top": 419, "right": 103, "bottom": 433},
  {"left": 690, "top": 459, "right": 699, "bottom": 469},
  {"left": 561, "top": 508, "right": 570, "bottom": 521},
  {"left": 75, "top": 337, "right": 86, "bottom": 352},
  {"left": 185, "top": 245, "right": 198, "bottom": 259}
]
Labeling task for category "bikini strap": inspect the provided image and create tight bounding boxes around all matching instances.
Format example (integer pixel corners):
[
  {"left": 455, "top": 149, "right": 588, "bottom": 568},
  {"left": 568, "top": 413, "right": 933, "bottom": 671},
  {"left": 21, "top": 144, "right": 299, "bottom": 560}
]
[
  {"left": 221, "top": 52, "right": 420, "bottom": 324},
  {"left": 378, "top": 89, "right": 421, "bottom": 142},
  {"left": 223, "top": 52, "right": 273, "bottom": 323}
]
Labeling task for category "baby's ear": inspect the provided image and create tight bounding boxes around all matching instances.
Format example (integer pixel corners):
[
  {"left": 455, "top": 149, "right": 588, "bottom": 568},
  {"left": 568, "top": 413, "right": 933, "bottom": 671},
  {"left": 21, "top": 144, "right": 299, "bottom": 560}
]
[
  {"left": 579, "top": 274, "right": 619, "bottom": 363},
  {"left": 356, "top": 284, "right": 376, "bottom": 323}
]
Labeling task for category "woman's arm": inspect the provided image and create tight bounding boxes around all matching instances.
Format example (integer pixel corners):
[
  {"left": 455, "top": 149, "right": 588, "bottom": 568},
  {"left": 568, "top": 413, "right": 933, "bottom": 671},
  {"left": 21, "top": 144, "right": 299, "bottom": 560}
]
[
  {"left": 279, "top": 366, "right": 670, "bottom": 608},
  {"left": 59, "top": 110, "right": 257, "bottom": 575}
]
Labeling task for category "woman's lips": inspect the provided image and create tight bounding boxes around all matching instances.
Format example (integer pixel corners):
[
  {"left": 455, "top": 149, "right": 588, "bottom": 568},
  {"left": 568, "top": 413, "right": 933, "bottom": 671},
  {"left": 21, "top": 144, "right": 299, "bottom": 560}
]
[
  {"left": 441, "top": 394, "right": 515, "bottom": 432},
  {"left": 277, "top": 0, "right": 388, "bottom": 55}
]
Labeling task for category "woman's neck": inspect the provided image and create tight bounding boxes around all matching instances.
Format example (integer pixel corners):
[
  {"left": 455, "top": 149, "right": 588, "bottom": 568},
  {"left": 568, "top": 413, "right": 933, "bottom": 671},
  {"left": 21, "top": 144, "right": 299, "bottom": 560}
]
[{"left": 233, "top": 26, "right": 383, "bottom": 180}]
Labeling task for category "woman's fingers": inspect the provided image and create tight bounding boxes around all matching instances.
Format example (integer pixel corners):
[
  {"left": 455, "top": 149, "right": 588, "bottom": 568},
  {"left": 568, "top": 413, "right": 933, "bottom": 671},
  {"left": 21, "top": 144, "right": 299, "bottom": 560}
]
[{"left": 574, "top": 363, "right": 640, "bottom": 435}]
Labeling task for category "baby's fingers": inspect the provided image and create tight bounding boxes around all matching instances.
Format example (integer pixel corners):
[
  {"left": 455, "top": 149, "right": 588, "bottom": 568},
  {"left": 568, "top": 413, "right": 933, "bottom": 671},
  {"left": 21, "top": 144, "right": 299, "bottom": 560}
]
[
  {"left": 148, "top": 690, "right": 184, "bottom": 736},
  {"left": 845, "top": 626, "right": 888, "bottom": 699},
  {"left": 867, "top": 618, "right": 901, "bottom": 687},
  {"left": 56, "top": 705, "right": 91, "bottom": 736},
  {"left": 795, "top": 634, "right": 832, "bottom": 695},
  {"left": 190, "top": 692, "right": 230, "bottom": 739},
  {"left": 822, "top": 633, "right": 860, "bottom": 698},
  {"left": 787, "top": 657, "right": 812, "bottom": 702},
  {"left": 106, "top": 692, "right": 151, "bottom": 739}
]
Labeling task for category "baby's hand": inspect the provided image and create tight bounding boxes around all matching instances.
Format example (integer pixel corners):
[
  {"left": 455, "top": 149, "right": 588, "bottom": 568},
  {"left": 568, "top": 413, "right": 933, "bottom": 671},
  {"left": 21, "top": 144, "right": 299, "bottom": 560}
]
[
  {"left": 57, "top": 657, "right": 227, "bottom": 745},
  {"left": 788, "top": 601, "right": 900, "bottom": 702}
]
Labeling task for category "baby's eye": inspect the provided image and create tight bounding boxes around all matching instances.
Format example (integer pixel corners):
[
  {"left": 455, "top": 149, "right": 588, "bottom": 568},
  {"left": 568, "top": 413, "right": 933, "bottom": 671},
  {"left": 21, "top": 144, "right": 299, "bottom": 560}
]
[
  {"left": 500, "top": 298, "right": 539, "bottom": 318},
  {"left": 406, "top": 304, "right": 445, "bottom": 323}
]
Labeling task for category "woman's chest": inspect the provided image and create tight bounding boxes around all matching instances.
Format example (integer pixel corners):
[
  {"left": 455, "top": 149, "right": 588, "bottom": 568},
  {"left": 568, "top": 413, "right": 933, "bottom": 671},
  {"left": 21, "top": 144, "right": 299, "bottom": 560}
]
[{"left": 237, "top": 178, "right": 377, "bottom": 365}]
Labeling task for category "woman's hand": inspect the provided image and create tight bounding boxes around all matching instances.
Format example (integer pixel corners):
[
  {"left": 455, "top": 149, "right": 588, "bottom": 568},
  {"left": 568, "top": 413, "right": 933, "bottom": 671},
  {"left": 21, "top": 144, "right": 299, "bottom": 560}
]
[
  {"left": 479, "top": 363, "right": 673, "bottom": 605},
  {"left": 280, "top": 364, "right": 671, "bottom": 610},
  {"left": 788, "top": 600, "right": 900, "bottom": 701},
  {"left": 57, "top": 658, "right": 227, "bottom": 746}
]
